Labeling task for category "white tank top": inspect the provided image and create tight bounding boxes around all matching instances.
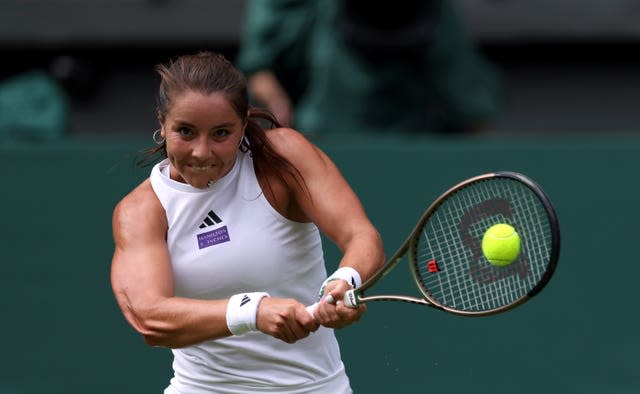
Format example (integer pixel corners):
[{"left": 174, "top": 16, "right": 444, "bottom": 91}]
[{"left": 149, "top": 150, "right": 351, "bottom": 394}]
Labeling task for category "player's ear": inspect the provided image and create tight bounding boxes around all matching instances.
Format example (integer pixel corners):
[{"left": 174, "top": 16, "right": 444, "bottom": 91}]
[{"left": 156, "top": 106, "right": 165, "bottom": 124}]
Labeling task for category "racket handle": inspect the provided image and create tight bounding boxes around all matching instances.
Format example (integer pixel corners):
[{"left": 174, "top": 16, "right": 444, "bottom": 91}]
[
  {"left": 343, "top": 289, "right": 358, "bottom": 308},
  {"left": 305, "top": 302, "right": 318, "bottom": 317},
  {"left": 305, "top": 295, "right": 336, "bottom": 318}
]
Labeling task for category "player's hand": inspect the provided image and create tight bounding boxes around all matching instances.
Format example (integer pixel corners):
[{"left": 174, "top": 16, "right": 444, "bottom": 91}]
[
  {"left": 256, "top": 297, "right": 319, "bottom": 344},
  {"left": 314, "top": 280, "right": 367, "bottom": 329}
]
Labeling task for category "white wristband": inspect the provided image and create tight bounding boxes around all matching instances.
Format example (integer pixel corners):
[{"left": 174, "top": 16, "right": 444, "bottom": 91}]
[
  {"left": 318, "top": 267, "right": 362, "bottom": 299},
  {"left": 226, "top": 292, "right": 269, "bottom": 336}
]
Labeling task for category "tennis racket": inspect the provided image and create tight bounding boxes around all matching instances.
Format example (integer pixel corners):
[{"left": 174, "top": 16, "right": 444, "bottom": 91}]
[{"left": 310, "top": 171, "right": 560, "bottom": 317}]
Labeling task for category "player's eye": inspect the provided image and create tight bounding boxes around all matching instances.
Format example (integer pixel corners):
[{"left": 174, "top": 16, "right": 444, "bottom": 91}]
[
  {"left": 178, "top": 127, "right": 194, "bottom": 138},
  {"left": 213, "top": 129, "right": 230, "bottom": 138}
]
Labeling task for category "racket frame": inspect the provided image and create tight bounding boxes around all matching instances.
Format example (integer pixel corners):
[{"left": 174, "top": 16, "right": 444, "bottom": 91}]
[{"left": 343, "top": 171, "right": 560, "bottom": 316}]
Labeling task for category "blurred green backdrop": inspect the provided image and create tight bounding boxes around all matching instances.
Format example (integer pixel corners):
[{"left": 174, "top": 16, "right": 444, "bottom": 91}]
[{"left": 1, "top": 132, "right": 638, "bottom": 393}]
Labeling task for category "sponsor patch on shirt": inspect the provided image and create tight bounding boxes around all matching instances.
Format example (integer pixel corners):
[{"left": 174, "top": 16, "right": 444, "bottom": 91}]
[{"left": 197, "top": 225, "right": 230, "bottom": 249}]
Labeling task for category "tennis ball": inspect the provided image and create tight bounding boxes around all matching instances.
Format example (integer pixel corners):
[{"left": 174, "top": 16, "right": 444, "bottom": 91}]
[{"left": 481, "top": 224, "right": 521, "bottom": 267}]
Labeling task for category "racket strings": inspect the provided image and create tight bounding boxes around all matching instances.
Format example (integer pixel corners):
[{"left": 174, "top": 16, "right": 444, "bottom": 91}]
[{"left": 415, "top": 177, "right": 554, "bottom": 313}]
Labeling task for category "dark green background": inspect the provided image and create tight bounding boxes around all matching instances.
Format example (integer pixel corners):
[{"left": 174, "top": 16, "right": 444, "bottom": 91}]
[{"left": 1, "top": 133, "right": 638, "bottom": 393}]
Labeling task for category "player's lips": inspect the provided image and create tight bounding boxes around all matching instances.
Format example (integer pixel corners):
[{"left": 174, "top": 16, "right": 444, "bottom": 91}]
[{"left": 189, "top": 164, "right": 215, "bottom": 172}]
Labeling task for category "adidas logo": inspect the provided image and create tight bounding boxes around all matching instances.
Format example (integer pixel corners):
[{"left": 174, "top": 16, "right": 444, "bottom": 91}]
[
  {"left": 199, "top": 210, "right": 222, "bottom": 229},
  {"left": 240, "top": 294, "right": 250, "bottom": 306}
]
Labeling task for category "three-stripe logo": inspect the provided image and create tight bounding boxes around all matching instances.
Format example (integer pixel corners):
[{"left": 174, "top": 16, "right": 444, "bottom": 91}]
[{"left": 199, "top": 210, "right": 222, "bottom": 229}]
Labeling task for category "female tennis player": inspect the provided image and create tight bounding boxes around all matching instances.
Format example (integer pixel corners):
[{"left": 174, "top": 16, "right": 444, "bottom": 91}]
[{"left": 110, "top": 52, "right": 384, "bottom": 393}]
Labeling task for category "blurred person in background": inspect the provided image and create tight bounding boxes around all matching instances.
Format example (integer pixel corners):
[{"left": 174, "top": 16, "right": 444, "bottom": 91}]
[
  {"left": 0, "top": 62, "right": 70, "bottom": 142},
  {"left": 0, "top": 52, "right": 99, "bottom": 143},
  {"left": 236, "top": 0, "right": 503, "bottom": 135}
]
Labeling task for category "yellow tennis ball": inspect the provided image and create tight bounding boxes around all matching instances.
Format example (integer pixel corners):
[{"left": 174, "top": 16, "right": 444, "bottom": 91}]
[{"left": 481, "top": 224, "right": 521, "bottom": 266}]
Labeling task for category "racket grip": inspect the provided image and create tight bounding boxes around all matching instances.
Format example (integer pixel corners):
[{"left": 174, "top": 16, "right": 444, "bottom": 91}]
[
  {"left": 305, "top": 295, "right": 336, "bottom": 318},
  {"left": 305, "top": 302, "right": 318, "bottom": 317}
]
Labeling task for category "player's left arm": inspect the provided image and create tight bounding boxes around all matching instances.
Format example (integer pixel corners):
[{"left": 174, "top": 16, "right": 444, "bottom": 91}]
[{"left": 268, "top": 128, "right": 385, "bottom": 326}]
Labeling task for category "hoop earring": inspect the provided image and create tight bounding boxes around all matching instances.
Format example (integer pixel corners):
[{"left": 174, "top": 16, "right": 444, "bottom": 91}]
[{"left": 153, "top": 129, "right": 165, "bottom": 145}]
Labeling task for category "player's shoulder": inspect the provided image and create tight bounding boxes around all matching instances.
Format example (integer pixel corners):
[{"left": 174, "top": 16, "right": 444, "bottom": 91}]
[
  {"left": 266, "top": 127, "right": 312, "bottom": 147},
  {"left": 266, "top": 127, "right": 323, "bottom": 163},
  {"left": 113, "top": 179, "right": 163, "bottom": 224}
]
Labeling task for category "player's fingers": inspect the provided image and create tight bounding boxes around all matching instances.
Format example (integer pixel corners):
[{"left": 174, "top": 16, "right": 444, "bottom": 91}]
[
  {"left": 260, "top": 299, "right": 316, "bottom": 343},
  {"left": 289, "top": 322, "right": 310, "bottom": 342},
  {"left": 278, "top": 303, "right": 322, "bottom": 343},
  {"left": 277, "top": 312, "right": 312, "bottom": 343},
  {"left": 315, "top": 296, "right": 355, "bottom": 328},
  {"left": 317, "top": 295, "right": 340, "bottom": 321},
  {"left": 275, "top": 319, "right": 298, "bottom": 344},
  {"left": 298, "top": 307, "right": 320, "bottom": 332},
  {"left": 334, "top": 301, "right": 355, "bottom": 320},
  {"left": 312, "top": 304, "right": 329, "bottom": 324},
  {"left": 333, "top": 300, "right": 367, "bottom": 326},
  {"left": 325, "top": 294, "right": 335, "bottom": 305}
]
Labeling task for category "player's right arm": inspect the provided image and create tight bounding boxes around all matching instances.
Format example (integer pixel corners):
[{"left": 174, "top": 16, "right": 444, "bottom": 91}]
[
  {"left": 110, "top": 180, "right": 316, "bottom": 347},
  {"left": 111, "top": 180, "right": 231, "bottom": 347}
]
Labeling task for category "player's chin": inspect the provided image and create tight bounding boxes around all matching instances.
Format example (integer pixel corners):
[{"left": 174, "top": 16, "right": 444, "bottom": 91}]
[
  {"left": 185, "top": 173, "right": 213, "bottom": 189},
  {"left": 186, "top": 177, "right": 213, "bottom": 189}
]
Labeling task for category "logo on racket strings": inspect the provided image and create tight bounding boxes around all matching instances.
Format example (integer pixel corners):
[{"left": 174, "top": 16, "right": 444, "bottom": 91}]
[{"left": 460, "top": 198, "right": 529, "bottom": 284}]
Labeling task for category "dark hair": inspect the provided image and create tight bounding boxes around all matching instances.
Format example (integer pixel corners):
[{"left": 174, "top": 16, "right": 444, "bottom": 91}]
[{"left": 139, "top": 52, "right": 305, "bottom": 197}]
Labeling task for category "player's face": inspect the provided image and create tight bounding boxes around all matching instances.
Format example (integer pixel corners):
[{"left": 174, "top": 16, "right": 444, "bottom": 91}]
[{"left": 161, "top": 91, "right": 246, "bottom": 189}]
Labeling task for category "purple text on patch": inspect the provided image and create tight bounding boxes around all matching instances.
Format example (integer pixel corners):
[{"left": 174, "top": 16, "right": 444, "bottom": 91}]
[{"left": 197, "top": 226, "right": 230, "bottom": 249}]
